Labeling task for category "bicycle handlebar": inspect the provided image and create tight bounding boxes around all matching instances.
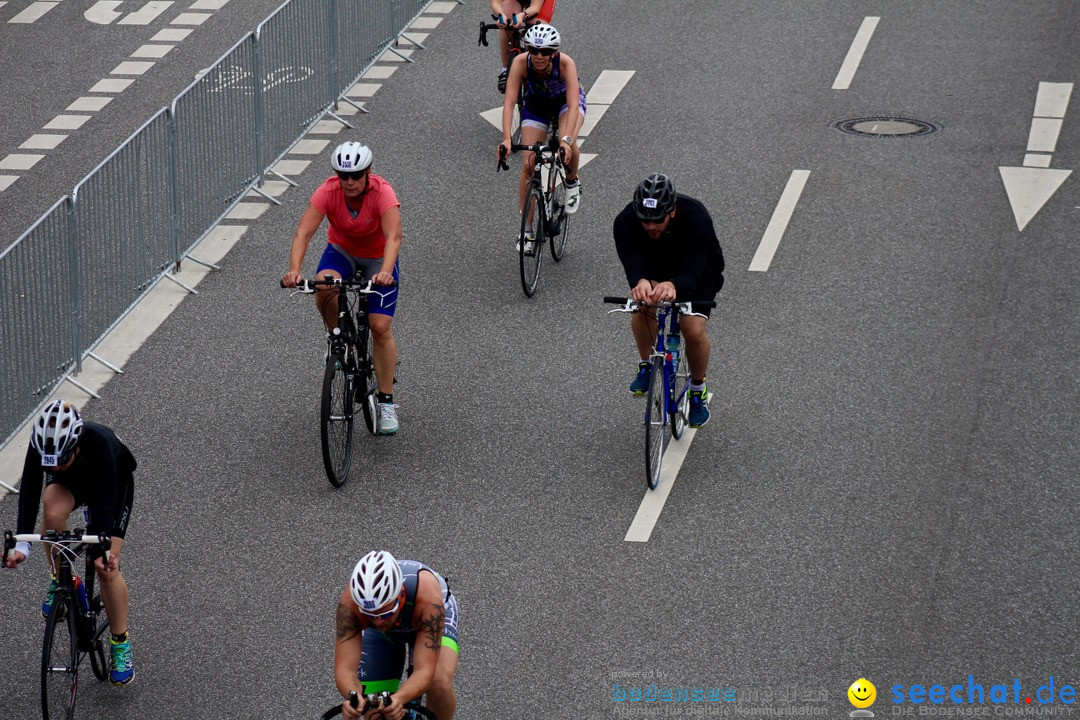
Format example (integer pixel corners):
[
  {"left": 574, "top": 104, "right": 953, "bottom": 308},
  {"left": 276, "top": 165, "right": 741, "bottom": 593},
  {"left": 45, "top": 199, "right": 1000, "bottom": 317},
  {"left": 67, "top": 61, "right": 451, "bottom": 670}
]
[
  {"left": 322, "top": 691, "right": 435, "bottom": 720},
  {"left": 280, "top": 276, "right": 397, "bottom": 294},
  {"left": 3, "top": 529, "right": 112, "bottom": 562},
  {"left": 603, "top": 297, "right": 718, "bottom": 309},
  {"left": 497, "top": 141, "right": 564, "bottom": 172}
]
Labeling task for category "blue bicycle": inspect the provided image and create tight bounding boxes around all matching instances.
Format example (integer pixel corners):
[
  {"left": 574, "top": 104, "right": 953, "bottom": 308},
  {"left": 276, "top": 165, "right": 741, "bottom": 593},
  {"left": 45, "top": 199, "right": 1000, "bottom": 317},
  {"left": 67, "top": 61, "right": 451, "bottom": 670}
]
[{"left": 606, "top": 296, "right": 716, "bottom": 489}]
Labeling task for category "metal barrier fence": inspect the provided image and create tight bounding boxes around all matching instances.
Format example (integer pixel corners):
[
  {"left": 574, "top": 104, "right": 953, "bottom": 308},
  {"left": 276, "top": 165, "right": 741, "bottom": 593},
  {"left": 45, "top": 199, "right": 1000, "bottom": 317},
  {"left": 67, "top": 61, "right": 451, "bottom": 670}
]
[{"left": 0, "top": 0, "right": 460, "bottom": 452}]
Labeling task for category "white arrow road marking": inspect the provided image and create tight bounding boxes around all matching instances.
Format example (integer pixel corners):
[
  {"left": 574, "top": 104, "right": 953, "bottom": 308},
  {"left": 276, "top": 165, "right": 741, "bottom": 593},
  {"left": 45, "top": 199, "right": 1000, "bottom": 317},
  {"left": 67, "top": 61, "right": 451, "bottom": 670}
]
[
  {"left": 749, "top": 170, "right": 810, "bottom": 271},
  {"left": 625, "top": 429, "right": 699, "bottom": 543},
  {"left": 1027, "top": 117, "right": 1064, "bottom": 153},
  {"left": 10, "top": 1, "right": 58, "bottom": 23},
  {"left": 85, "top": 0, "right": 123, "bottom": 23},
  {"left": 119, "top": 1, "right": 172, "bottom": 24},
  {"left": 999, "top": 167, "right": 1072, "bottom": 231},
  {"left": 1033, "top": 82, "right": 1073, "bottom": 118}
]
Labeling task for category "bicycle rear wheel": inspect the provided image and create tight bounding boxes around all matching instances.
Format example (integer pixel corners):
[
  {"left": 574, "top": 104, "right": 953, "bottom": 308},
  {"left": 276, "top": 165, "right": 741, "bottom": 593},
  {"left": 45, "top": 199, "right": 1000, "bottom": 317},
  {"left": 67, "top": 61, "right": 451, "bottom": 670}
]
[
  {"left": 42, "top": 598, "right": 78, "bottom": 720},
  {"left": 643, "top": 356, "right": 668, "bottom": 490},
  {"left": 549, "top": 168, "right": 570, "bottom": 262},
  {"left": 519, "top": 185, "right": 545, "bottom": 297},
  {"left": 88, "top": 616, "right": 111, "bottom": 682},
  {"left": 357, "top": 325, "right": 378, "bottom": 436},
  {"left": 321, "top": 353, "right": 355, "bottom": 487}
]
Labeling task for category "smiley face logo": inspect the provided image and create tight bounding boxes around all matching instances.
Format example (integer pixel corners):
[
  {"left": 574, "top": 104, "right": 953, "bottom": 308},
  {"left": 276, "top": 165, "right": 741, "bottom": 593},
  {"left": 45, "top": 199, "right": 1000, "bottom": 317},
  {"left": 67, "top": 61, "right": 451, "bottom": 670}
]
[{"left": 848, "top": 678, "right": 876, "bottom": 709}]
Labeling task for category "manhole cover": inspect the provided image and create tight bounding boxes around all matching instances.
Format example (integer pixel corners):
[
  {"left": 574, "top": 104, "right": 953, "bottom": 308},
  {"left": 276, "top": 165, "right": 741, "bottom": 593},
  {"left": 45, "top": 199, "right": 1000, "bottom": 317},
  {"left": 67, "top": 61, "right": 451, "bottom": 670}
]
[{"left": 833, "top": 117, "right": 941, "bottom": 138}]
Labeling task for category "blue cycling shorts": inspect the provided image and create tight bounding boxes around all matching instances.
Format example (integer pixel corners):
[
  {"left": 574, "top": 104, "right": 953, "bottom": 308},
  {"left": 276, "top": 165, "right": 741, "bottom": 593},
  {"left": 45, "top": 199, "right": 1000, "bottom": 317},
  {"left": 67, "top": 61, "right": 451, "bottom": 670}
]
[{"left": 316, "top": 244, "right": 399, "bottom": 317}]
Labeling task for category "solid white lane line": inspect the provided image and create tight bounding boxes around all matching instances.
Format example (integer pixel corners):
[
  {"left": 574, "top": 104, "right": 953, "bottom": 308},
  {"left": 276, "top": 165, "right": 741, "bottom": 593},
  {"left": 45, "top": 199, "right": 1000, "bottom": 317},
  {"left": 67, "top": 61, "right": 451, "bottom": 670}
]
[
  {"left": 586, "top": 70, "right": 635, "bottom": 105},
  {"left": 749, "top": 170, "right": 810, "bottom": 272},
  {"left": 832, "top": 16, "right": 879, "bottom": 90},
  {"left": 1023, "top": 153, "right": 1052, "bottom": 168},
  {"left": 625, "top": 429, "right": 698, "bottom": 543},
  {"left": 9, "top": 1, "right": 57, "bottom": 22},
  {"left": 1033, "top": 82, "right": 1073, "bottom": 118},
  {"left": 1027, "top": 117, "right": 1063, "bottom": 153}
]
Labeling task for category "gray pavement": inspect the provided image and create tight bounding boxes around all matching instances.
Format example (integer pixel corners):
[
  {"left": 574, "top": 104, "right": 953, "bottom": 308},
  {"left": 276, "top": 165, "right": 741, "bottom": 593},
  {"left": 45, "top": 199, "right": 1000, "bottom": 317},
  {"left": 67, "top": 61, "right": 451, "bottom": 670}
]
[{"left": 0, "top": 1, "right": 1077, "bottom": 719}]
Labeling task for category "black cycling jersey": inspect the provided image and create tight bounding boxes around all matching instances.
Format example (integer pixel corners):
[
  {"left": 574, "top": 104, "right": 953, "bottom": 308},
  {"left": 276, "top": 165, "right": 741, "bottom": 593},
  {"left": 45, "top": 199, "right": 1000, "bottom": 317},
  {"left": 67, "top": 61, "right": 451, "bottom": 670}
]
[
  {"left": 613, "top": 194, "right": 726, "bottom": 299},
  {"left": 17, "top": 421, "right": 137, "bottom": 536}
]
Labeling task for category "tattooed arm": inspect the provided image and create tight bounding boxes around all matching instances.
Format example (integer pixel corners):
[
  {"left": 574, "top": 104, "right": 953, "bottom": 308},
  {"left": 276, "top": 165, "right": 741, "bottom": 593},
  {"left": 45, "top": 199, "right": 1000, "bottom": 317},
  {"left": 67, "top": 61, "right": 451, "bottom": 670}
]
[
  {"left": 334, "top": 589, "right": 366, "bottom": 717},
  {"left": 395, "top": 571, "right": 446, "bottom": 704}
]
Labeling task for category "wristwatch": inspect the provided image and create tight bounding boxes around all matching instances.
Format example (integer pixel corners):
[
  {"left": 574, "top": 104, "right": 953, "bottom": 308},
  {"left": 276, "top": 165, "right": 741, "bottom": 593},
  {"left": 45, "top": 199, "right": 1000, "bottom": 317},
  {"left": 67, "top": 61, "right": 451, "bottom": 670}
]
[{"left": 561, "top": 135, "right": 574, "bottom": 145}]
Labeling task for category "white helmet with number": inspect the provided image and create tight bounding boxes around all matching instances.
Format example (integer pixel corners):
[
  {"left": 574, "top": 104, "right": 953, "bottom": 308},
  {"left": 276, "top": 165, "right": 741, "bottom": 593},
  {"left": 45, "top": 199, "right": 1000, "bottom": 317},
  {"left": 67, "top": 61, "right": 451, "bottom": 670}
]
[
  {"left": 330, "top": 141, "right": 373, "bottom": 173},
  {"left": 523, "top": 23, "right": 561, "bottom": 51},
  {"left": 30, "top": 400, "right": 83, "bottom": 468},
  {"left": 349, "top": 550, "right": 404, "bottom": 614}
]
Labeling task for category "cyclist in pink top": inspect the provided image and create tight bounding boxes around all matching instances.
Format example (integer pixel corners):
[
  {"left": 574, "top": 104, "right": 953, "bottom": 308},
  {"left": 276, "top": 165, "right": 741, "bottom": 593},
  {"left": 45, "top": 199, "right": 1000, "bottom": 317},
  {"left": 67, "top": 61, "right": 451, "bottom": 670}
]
[{"left": 282, "top": 142, "right": 404, "bottom": 434}]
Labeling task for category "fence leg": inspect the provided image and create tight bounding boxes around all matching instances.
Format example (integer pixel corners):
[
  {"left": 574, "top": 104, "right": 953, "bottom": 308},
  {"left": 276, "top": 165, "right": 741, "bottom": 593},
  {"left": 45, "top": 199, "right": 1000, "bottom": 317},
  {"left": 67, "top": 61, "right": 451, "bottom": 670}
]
[{"left": 85, "top": 352, "right": 124, "bottom": 375}]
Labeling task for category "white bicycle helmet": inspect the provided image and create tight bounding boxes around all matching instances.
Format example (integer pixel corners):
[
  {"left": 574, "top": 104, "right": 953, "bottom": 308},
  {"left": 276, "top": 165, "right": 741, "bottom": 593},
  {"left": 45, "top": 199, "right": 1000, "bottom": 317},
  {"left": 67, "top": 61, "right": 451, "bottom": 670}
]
[
  {"left": 330, "top": 141, "right": 373, "bottom": 173},
  {"left": 523, "top": 23, "right": 561, "bottom": 51},
  {"left": 30, "top": 400, "right": 83, "bottom": 467},
  {"left": 349, "top": 550, "right": 404, "bottom": 614}
]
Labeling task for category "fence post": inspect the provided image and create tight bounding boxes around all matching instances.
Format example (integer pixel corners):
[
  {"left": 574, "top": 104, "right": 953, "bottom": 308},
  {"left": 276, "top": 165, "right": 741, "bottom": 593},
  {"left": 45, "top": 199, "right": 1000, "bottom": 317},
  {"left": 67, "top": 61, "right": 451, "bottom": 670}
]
[
  {"left": 167, "top": 106, "right": 182, "bottom": 271},
  {"left": 253, "top": 33, "right": 266, "bottom": 188},
  {"left": 65, "top": 195, "right": 82, "bottom": 375},
  {"left": 328, "top": 0, "right": 339, "bottom": 110}
]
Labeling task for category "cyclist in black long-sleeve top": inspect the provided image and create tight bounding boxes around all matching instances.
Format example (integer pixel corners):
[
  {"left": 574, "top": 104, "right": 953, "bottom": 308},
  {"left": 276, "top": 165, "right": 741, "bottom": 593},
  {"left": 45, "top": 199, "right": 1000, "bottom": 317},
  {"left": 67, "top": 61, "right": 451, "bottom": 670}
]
[
  {"left": 5, "top": 401, "right": 137, "bottom": 685},
  {"left": 613, "top": 174, "right": 726, "bottom": 428}
]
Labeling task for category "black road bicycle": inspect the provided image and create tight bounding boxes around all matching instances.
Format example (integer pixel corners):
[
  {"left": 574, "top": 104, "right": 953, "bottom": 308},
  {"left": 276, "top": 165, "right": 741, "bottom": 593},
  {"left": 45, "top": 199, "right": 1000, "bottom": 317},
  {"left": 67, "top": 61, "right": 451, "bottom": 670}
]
[
  {"left": 4, "top": 530, "right": 113, "bottom": 720},
  {"left": 321, "top": 690, "right": 437, "bottom": 720},
  {"left": 498, "top": 135, "right": 571, "bottom": 296},
  {"left": 284, "top": 275, "right": 394, "bottom": 487}
]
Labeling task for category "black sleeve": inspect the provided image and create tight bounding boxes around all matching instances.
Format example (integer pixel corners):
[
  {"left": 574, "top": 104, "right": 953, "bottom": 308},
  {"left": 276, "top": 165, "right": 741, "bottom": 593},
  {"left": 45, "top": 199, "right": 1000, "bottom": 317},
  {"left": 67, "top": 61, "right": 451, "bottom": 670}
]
[
  {"left": 16, "top": 447, "right": 45, "bottom": 534},
  {"left": 671, "top": 203, "right": 724, "bottom": 298},
  {"left": 613, "top": 206, "right": 649, "bottom": 289}
]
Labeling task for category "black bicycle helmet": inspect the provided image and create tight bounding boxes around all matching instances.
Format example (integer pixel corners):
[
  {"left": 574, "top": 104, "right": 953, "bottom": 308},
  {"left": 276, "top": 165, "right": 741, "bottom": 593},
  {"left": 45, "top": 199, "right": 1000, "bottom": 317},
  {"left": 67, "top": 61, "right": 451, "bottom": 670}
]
[{"left": 633, "top": 174, "right": 677, "bottom": 221}]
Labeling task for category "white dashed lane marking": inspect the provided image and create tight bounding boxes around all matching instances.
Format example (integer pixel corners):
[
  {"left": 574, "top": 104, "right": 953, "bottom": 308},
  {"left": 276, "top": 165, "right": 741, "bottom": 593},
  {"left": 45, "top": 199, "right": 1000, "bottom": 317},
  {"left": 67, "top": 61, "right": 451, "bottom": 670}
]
[
  {"left": 832, "top": 16, "right": 879, "bottom": 90},
  {"left": 20, "top": 134, "right": 67, "bottom": 150},
  {"left": 8, "top": 1, "right": 57, "bottom": 23}
]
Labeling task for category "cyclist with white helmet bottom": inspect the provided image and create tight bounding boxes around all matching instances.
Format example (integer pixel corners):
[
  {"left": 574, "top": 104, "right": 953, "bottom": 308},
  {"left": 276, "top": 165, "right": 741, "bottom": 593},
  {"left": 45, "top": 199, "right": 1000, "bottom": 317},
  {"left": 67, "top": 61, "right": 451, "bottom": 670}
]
[
  {"left": 282, "top": 141, "right": 404, "bottom": 435},
  {"left": 5, "top": 401, "right": 137, "bottom": 685},
  {"left": 497, "top": 23, "right": 585, "bottom": 247},
  {"left": 335, "top": 551, "right": 460, "bottom": 720}
]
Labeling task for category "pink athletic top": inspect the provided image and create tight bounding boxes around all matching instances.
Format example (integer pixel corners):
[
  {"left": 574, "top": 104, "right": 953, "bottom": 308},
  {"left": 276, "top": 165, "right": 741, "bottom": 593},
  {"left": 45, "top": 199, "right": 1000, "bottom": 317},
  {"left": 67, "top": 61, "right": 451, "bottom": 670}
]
[{"left": 310, "top": 174, "right": 400, "bottom": 258}]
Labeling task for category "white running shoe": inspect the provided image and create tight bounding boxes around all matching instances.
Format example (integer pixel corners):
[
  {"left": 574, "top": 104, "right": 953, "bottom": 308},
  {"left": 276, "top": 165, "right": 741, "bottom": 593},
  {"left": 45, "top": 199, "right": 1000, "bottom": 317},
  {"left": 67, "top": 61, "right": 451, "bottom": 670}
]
[
  {"left": 515, "top": 232, "right": 537, "bottom": 256},
  {"left": 377, "top": 403, "right": 399, "bottom": 435},
  {"left": 564, "top": 182, "right": 581, "bottom": 214}
]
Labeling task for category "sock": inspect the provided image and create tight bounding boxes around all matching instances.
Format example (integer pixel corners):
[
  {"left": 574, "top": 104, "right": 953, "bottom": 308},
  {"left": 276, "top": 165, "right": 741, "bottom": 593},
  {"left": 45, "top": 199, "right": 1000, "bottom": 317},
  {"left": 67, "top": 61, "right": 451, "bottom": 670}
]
[
  {"left": 638, "top": 361, "right": 650, "bottom": 369},
  {"left": 376, "top": 393, "right": 393, "bottom": 405},
  {"left": 564, "top": 178, "right": 579, "bottom": 187},
  {"left": 690, "top": 378, "right": 707, "bottom": 392},
  {"left": 111, "top": 632, "right": 129, "bottom": 644}
]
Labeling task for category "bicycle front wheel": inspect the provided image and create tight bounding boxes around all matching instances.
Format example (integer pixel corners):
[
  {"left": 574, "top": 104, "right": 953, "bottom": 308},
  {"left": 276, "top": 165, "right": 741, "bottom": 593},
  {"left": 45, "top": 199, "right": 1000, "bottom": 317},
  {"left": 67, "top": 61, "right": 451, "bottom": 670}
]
[
  {"left": 89, "top": 616, "right": 111, "bottom": 682},
  {"left": 644, "top": 356, "right": 668, "bottom": 490},
  {"left": 519, "top": 185, "right": 545, "bottom": 297},
  {"left": 358, "top": 325, "right": 378, "bottom": 436},
  {"left": 549, "top": 172, "right": 570, "bottom": 262},
  {"left": 321, "top": 354, "right": 355, "bottom": 487},
  {"left": 42, "top": 599, "right": 78, "bottom": 720}
]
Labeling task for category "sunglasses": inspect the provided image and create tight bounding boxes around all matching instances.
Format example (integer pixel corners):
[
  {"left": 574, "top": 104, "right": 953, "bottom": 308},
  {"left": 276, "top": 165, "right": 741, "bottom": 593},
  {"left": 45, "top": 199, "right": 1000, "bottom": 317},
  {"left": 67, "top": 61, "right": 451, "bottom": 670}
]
[
  {"left": 336, "top": 170, "right": 368, "bottom": 182},
  {"left": 528, "top": 48, "right": 555, "bottom": 57},
  {"left": 358, "top": 596, "right": 400, "bottom": 619}
]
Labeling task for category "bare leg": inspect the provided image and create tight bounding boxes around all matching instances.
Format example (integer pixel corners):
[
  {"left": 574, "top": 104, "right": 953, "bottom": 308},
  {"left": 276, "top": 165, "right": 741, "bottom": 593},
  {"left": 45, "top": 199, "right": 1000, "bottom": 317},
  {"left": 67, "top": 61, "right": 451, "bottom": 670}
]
[
  {"left": 369, "top": 313, "right": 397, "bottom": 395},
  {"left": 425, "top": 649, "right": 459, "bottom": 720}
]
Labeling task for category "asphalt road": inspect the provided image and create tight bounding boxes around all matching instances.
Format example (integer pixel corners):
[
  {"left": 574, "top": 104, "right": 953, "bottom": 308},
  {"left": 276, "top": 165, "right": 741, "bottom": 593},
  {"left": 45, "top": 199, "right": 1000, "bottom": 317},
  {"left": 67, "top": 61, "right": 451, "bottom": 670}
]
[{"left": 1, "top": 1, "right": 1077, "bottom": 719}]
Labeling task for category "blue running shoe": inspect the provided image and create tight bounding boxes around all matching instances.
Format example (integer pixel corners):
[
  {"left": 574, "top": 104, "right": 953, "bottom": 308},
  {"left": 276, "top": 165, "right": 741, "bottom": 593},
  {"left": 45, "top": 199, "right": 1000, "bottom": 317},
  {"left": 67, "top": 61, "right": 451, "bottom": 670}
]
[
  {"left": 41, "top": 577, "right": 61, "bottom": 619},
  {"left": 629, "top": 362, "right": 651, "bottom": 395},
  {"left": 110, "top": 635, "right": 134, "bottom": 685},
  {"left": 688, "top": 387, "right": 711, "bottom": 428}
]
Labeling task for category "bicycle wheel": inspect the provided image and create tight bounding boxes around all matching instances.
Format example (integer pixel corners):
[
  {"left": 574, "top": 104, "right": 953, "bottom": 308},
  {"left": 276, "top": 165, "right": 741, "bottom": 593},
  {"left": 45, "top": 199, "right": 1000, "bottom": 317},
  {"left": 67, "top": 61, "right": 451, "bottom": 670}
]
[
  {"left": 670, "top": 359, "right": 690, "bottom": 440},
  {"left": 88, "top": 616, "right": 111, "bottom": 682},
  {"left": 519, "top": 185, "right": 545, "bottom": 297},
  {"left": 643, "top": 356, "right": 668, "bottom": 490},
  {"left": 549, "top": 168, "right": 570, "bottom": 262},
  {"left": 321, "top": 353, "right": 355, "bottom": 487},
  {"left": 358, "top": 326, "right": 378, "bottom": 436},
  {"left": 42, "top": 598, "right": 78, "bottom": 720}
]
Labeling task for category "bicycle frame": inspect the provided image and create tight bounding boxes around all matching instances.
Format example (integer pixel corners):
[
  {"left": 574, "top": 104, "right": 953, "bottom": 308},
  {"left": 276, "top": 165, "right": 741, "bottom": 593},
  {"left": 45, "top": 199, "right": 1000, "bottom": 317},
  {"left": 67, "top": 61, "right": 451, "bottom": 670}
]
[{"left": 509, "top": 138, "right": 565, "bottom": 238}]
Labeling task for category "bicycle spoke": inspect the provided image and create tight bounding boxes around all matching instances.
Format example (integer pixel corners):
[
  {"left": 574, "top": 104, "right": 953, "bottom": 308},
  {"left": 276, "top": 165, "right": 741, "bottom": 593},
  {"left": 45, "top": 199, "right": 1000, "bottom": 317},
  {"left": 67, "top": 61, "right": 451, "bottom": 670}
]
[
  {"left": 321, "top": 354, "right": 355, "bottom": 487},
  {"left": 42, "top": 599, "right": 78, "bottom": 720}
]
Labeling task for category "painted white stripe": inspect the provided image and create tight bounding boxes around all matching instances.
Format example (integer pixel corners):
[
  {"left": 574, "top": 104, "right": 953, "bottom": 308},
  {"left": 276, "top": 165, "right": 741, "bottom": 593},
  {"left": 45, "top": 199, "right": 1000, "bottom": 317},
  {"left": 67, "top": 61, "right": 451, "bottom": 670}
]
[
  {"left": 625, "top": 430, "right": 698, "bottom": 542},
  {"left": 67, "top": 96, "right": 113, "bottom": 112},
  {"left": 90, "top": 78, "right": 135, "bottom": 93},
  {"left": 832, "top": 16, "right": 879, "bottom": 90},
  {"left": 9, "top": 1, "right": 58, "bottom": 23},
  {"left": 361, "top": 65, "right": 396, "bottom": 80},
  {"left": 223, "top": 203, "right": 268, "bottom": 221},
  {"left": 272, "top": 159, "right": 311, "bottom": 176},
  {"left": 1023, "top": 153, "right": 1052, "bottom": 168},
  {"left": 1027, "top": 117, "right": 1063, "bottom": 153},
  {"left": 44, "top": 115, "right": 92, "bottom": 130},
  {"left": 111, "top": 61, "right": 155, "bottom": 75},
  {"left": 290, "top": 139, "right": 331, "bottom": 154},
  {"left": 0, "top": 3, "right": 7, "bottom": 11},
  {"left": 21, "top": 134, "right": 67, "bottom": 150},
  {"left": 0, "top": 154, "right": 44, "bottom": 171},
  {"left": 151, "top": 28, "right": 191, "bottom": 41},
  {"left": 426, "top": 1, "right": 456, "bottom": 13},
  {"left": 188, "top": 0, "right": 227, "bottom": 9},
  {"left": 586, "top": 70, "right": 635, "bottom": 105},
  {"left": 85, "top": 0, "right": 122, "bottom": 23},
  {"left": 749, "top": 170, "right": 810, "bottom": 272},
  {"left": 132, "top": 44, "right": 174, "bottom": 58},
  {"left": 345, "top": 83, "right": 381, "bottom": 98},
  {"left": 119, "top": 1, "right": 173, "bottom": 24},
  {"left": 409, "top": 16, "right": 442, "bottom": 29},
  {"left": 0, "top": 175, "right": 17, "bottom": 192},
  {"left": 171, "top": 11, "right": 209, "bottom": 24},
  {"left": 1033, "top": 82, "right": 1073, "bottom": 118},
  {"left": 577, "top": 104, "right": 608, "bottom": 137}
]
